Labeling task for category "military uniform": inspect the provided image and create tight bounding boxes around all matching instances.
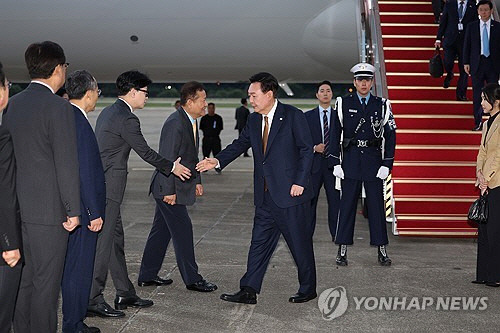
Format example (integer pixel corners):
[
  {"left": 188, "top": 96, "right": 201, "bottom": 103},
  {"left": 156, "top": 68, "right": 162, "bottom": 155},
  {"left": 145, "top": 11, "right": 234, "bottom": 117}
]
[{"left": 331, "top": 63, "right": 397, "bottom": 266}]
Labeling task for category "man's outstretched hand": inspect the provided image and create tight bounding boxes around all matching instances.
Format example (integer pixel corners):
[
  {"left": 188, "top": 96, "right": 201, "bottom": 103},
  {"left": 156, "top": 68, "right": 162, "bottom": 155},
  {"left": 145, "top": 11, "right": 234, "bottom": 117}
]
[
  {"left": 196, "top": 158, "right": 219, "bottom": 172},
  {"left": 173, "top": 157, "right": 191, "bottom": 181}
]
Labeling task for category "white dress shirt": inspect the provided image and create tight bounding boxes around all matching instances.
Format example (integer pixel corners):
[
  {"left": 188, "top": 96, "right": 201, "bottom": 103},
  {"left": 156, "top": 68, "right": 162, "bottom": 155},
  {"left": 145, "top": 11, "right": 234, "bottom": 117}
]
[
  {"left": 70, "top": 103, "right": 89, "bottom": 120},
  {"left": 31, "top": 80, "right": 55, "bottom": 94},
  {"left": 262, "top": 99, "right": 278, "bottom": 137}
]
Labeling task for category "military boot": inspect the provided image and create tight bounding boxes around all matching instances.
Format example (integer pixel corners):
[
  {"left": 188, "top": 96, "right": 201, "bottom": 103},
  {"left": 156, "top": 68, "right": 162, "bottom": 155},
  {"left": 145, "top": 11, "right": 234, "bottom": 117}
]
[
  {"left": 378, "top": 245, "right": 392, "bottom": 266},
  {"left": 336, "top": 244, "right": 348, "bottom": 266}
]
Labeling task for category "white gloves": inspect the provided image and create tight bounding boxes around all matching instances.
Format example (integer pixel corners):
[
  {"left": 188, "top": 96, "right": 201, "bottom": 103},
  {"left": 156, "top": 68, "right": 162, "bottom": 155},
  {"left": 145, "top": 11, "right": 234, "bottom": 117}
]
[
  {"left": 376, "top": 166, "right": 390, "bottom": 180},
  {"left": 333, "top": 165, "right": 344, "bottom": 179}
]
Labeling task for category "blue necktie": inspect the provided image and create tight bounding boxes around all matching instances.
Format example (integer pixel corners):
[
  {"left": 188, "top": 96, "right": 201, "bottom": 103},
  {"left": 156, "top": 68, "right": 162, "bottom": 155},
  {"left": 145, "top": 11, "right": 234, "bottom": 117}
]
[
  {"left": 483, "top": 23, "right": 490, "bottom": 57},
  {"left": 458, "top": 1, "right": 464, "bottom": 21}
]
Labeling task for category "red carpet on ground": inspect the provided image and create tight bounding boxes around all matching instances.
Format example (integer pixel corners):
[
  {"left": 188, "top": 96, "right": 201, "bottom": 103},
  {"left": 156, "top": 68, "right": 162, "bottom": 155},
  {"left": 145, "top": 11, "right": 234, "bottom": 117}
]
[{"left": 379, "top": 0, "right": 481, "bottom": 236}]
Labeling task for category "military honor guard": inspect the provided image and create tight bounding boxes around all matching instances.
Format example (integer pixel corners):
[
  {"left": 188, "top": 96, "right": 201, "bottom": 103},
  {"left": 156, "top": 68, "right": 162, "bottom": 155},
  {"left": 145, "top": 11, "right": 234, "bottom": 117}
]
[{"left": 331, "top": 63, "right": 397, "bottom": 266}]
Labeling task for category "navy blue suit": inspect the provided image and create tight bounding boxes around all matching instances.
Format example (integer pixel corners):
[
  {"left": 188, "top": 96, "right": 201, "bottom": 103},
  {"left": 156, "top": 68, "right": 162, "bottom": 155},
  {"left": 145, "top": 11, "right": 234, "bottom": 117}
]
[
  {"left": 62, "top": 106, "right": 105, "bottom": 333},
  {"left": 216, "top": 101, "right": 316, "bottom": 294},
  {"left": 436, "top": 0, "right": 477, "bottom": 98},
  {"left": 463, "top": 19, "right": 500, "bottom": 127},
  {"left": 331, "top": 94, "right": 396, "bottom": 246},
  {"left": 305, "top": 107, "right": 340, "bottom": 240}
]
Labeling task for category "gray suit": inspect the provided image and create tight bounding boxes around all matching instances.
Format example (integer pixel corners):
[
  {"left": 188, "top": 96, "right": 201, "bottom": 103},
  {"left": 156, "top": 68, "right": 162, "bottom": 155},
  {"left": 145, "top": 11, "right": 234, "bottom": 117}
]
[
  {"left": 2, "top": 82, "right": 80, "bottom": 333},
  {"left": 139, "top": 108, "right": 203, "bottom": 285},
  {"left": 90, "top": 99, "right": 173, "bottom": 304}
]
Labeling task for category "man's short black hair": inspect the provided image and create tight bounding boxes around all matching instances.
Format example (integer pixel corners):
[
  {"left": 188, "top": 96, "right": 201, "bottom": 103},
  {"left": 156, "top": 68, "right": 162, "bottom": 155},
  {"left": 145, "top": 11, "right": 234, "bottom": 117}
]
[
  {"left": 249, "top": 72, "right": 279, "bottom": 96},
  {"left": 116, "top": 70, "right": 152, "bottom": 96},
  {"left": 180, "top": 81, "right": 205, "bottom": 106},
  {"left": 477, "top": 0, "right": 493, "bottom": 9},
  {"left": 208, "top": 102, "right": 215, "bottom": 107},
  {"left": 66, "top": 70, "right": 97, "bottom": 100},
  {"left": 316, "top": 80, "right": 333, "bottom": 91},
  {"left": 0, "top": 62, "right": 5, "bottom": 87},
  {"left": 240, "top": 98, "right": 247, "bottom": 105},
  {"left": 24, "top": 41, "right": 66, "bottom": 79}
]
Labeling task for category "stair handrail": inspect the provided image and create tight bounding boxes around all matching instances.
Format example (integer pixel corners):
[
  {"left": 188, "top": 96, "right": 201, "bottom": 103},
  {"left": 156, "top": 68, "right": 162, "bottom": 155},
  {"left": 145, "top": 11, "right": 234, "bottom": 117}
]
[
  {"left": 359, "top": 0, "right": 388, "bottom": 98},
  {"left": 493, "top": 0, "right": 500, "bottom": 21}
]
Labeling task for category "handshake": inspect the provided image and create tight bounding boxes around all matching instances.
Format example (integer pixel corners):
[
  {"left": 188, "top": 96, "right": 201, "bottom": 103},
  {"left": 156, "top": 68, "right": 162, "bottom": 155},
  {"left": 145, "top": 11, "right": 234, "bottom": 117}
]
[
  {"left": 333, "top": 165, "right": 390, "bottom": 180},
  {"left": 196, "top": 157, "right": 219, "bottom": 172}
]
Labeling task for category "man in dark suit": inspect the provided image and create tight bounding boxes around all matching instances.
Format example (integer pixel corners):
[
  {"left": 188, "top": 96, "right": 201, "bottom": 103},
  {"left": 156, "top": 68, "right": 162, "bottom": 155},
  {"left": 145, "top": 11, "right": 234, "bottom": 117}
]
[
  {"left": 305, "top": 80, "right": 340, "bottom": 240},
  {"left": 88, "top": 71, "right": 192, "bottom": 318},
  {"left": 61, "top": 70, "right": 104, "bottom": 333},
  {"left": 200, "top": 102, "right": 224, "bottom": 159},
  {"left": 2, "top": 41, "right": 81, "bottom": 333},
  {"left": 138, "top": 81, "right": 217, "bottom": 292},
  {"left": 464, "top": 0, "right": 500, "bottom": 131},
  {"left": 197, "top": 72, "right": 317, "bottom": 304},
  {"left": 235, "top": 98, "right": 250, "bottom": 157},
  {"left": 0, "top": 62, "right": 22, "bottom": 333},
  {"left": 435, "top": 0, "right": 477, "bottom": 99}
]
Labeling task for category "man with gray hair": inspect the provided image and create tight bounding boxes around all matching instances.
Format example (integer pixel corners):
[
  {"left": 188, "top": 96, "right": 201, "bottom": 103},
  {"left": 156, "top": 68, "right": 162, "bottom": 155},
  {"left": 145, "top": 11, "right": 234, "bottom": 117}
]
[{"left": 61, "top": 70, "right": 105, "bottom": 333}]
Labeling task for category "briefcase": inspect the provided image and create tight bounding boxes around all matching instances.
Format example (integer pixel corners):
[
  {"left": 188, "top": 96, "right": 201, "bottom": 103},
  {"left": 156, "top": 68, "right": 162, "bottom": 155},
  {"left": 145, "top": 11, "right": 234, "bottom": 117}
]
[{"left": 429, "top": 47, "right": 444, "bottom": 78}]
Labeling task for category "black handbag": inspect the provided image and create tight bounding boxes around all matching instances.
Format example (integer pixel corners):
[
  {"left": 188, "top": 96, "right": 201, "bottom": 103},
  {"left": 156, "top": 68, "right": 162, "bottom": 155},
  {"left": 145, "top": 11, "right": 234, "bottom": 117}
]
[
  {"left": 468, "top": 193, "right": 489, "bottom": 224},
  {"left": 429, "top": 47, "right": 444, "bottom": 78}
]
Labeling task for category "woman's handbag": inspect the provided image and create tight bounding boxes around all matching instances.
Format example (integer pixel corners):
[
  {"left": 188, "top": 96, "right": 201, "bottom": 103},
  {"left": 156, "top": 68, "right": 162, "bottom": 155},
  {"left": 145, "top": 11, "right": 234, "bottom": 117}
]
[
  {"left": 468, "top": 193, "right": 489, "bottom": 224},
  {"left": 429, "top": 47, "right": 444, "bottom": 78}
]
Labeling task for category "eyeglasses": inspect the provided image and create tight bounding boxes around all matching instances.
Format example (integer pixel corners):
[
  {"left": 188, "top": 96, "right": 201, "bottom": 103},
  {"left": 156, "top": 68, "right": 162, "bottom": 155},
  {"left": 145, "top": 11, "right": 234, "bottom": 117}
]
[{"left": 136, "top": 88, "right": 149, "bottom": 97}]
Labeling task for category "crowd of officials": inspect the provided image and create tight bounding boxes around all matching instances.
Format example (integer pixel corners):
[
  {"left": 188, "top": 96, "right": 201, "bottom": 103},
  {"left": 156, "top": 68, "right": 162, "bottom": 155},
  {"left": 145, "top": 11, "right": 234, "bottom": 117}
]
[
  {"left": 1, "top": 35, "right": 498, "bottom": 333},
  {"left": 0, "top": 40, "right": 397, "bottom": 333},
  {"left": 435, "top": 0, "right": 500, "bottom": 130}
]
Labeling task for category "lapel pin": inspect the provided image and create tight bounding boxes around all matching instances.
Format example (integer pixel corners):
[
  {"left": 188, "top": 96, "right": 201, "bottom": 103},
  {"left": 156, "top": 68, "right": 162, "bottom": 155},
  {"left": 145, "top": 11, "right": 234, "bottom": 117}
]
[{"left": 280, "top": 117, "right": 283, "bottom": 121}]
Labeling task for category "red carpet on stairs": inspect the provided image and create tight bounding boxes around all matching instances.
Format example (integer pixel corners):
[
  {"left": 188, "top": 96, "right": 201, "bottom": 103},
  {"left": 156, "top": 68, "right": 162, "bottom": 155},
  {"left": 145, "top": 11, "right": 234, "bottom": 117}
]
[{"left": 379, "top": 0, "right": 482, "bottom": 236}]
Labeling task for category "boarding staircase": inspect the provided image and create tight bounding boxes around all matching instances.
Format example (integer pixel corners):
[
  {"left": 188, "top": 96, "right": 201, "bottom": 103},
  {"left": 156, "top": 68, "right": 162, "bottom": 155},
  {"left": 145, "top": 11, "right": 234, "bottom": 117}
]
[{"left": 375, "top": 0, "right": 482, "bottom": 236}]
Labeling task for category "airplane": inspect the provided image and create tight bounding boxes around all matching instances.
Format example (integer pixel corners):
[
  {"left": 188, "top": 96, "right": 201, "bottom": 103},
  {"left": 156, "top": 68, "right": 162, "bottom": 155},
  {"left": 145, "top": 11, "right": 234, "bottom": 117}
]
[{"left": 0, "top": 0, "right": 361, "bottom": 86}]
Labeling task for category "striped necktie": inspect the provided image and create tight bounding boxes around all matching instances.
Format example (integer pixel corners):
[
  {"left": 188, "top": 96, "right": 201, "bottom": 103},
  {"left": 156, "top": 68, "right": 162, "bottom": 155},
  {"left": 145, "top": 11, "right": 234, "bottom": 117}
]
[
  {"left": 262, "top": 116, "right": 269, "bottom": 153},
  {"left": 323, "top": 110, "right": 329, "bottom": 156}
]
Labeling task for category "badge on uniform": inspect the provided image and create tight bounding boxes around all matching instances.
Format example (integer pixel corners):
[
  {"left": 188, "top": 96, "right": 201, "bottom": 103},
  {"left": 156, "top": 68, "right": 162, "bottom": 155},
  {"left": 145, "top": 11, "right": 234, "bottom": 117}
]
[
  {"left": 458, "top": 23, "right": 463, "bottom": 31},
  {"left": 348, "top": 109, "right": 357, "bottom": 113}
]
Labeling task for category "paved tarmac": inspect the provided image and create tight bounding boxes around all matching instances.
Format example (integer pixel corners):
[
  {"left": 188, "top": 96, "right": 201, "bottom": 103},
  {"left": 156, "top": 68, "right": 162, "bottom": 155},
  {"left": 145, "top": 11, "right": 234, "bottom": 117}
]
[{"left": 70, "top": 101, "right": 499, "bottom": 332}]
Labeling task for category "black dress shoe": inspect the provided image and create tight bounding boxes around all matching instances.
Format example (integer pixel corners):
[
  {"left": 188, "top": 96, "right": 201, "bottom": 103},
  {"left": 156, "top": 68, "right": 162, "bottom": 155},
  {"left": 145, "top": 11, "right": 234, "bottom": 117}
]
[
  {"left": 114, "top": 295, "right": 153, "bottom": 310},
  {"left": 471, "top": 280, "right": 486, "bottom": 284},
  {"left": 186, "top": 279, "right": 218, "bottom": 292},
  {"left": 289, "top": 292, "right": 317, "bottom": 303},
  {"left": 456, "top": 95, "right": 468, "bottom": 101},
  {"left": 138, "top": 276, "right": 173, "bottom": 287},
  {"left": 220, "top": 288, "right": 257, "bottom": 304},
  {"left": 78, "top": 323, "right": 101, "bottom": 333},
  {"left": 336, "top": 245, "right": 348, "bottom": 266},
  {"left": 378, "top": 245, "right": 392, "bottom": 266},
  {"left": 486, "top": 282, "right": 500, "bottom": 287},
  {"left": 87, "top": 302, "right": 125, "bottom": 318},
  {"left": 443, "top": 73, "right": 454, "bottom": 88}
]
